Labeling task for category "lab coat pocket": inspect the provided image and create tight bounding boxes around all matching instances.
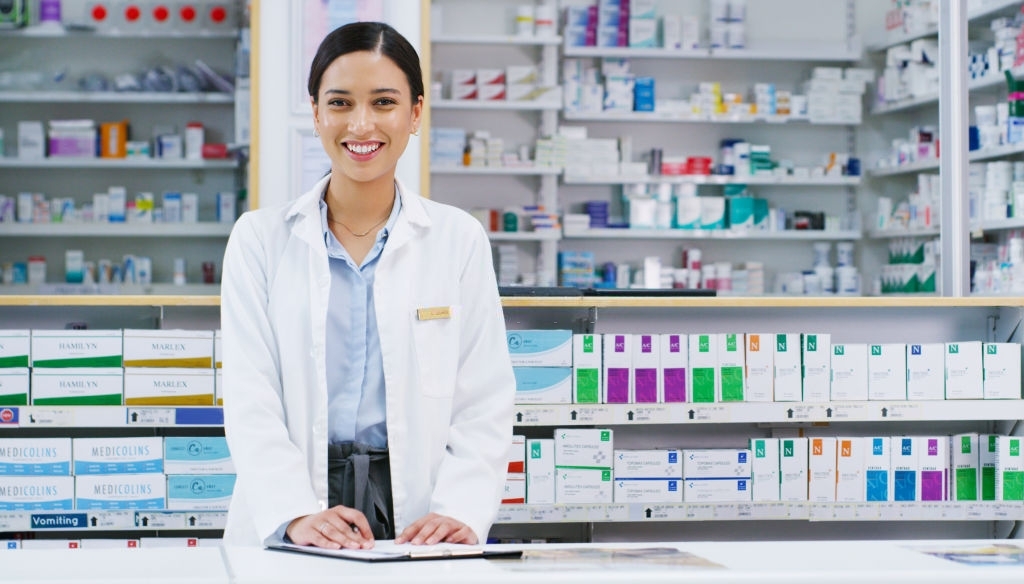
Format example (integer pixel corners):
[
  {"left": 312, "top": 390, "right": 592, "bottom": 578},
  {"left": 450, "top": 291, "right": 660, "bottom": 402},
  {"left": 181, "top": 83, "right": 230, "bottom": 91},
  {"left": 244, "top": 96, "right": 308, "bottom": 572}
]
[{"left": 412, "top": 304, "right": 460, "bottom": 398}]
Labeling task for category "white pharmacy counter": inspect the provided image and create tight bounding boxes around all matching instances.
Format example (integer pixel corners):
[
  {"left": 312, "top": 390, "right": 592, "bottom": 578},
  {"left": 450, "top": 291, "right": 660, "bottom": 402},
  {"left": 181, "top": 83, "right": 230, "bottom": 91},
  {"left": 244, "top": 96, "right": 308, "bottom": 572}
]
[{"left": 4, "top": 540, "right": 1024, "bottom": 584}]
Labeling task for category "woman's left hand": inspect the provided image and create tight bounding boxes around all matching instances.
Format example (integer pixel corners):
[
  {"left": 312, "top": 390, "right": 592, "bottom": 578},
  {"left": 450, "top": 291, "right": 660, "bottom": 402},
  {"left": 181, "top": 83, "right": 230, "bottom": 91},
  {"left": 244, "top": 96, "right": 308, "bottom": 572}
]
[{"left": 394, "top": 512, "right": 477, "bottom": 545}]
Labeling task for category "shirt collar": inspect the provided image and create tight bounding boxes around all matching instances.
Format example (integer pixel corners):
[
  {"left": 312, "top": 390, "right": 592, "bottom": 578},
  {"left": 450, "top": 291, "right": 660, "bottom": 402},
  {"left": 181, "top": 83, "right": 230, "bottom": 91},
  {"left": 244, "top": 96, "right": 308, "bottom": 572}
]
[{"left": 319, "top": 183, "right": 403, "bottom": 247}]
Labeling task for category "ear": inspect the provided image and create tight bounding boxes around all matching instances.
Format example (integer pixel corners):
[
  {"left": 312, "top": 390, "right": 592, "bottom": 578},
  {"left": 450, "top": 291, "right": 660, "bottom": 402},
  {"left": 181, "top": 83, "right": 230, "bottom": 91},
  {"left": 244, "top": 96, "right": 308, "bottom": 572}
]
[
  {"left": 310, "top": 96, "right": 320, "bottom": 131},
  {"left": 410, "top": 95, "right": 424, "bottom": 134}
]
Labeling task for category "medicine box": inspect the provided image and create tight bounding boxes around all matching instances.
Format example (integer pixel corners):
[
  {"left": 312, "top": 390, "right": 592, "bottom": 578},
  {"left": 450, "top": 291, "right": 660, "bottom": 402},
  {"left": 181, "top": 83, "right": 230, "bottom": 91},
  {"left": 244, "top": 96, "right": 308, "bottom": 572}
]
[
  {"left": 717, "top": 333, "right": 745, "bottom": 402},
  {"left": 572, "top": 334, "right": 602, "bottom": 404},
  {"left": 683, "top": 449, "right": 751, "bottom": 479},
  {"left": 30, "top": 368, "right": 124, "bottom": 406},
  {"left": 31, "top": 330, "right": 123, "bottom": 368},
  {"left": 744, "top": 333, "right": 773, "bottom": 402},
  {"left": 868, "top": 344, "right": 906, "bottom": 400},
  {"left": 660, "top": 334, "right": 687, "bottom": 402},
  {"left": 164, "top": 437, "right": 234, "bottom": 475},
  {"left": 0, "top": 476, "right": 74, "bottom": 510},
  {"left": 835, "top": 437, "right": 864, "bottom": 502},
  {"left": 613, "top": 449, "right": 682, "bottom": 479},
  {"left": 123, "top": 367, "right": 215, "bottom": 406},
  {"left": 996, "top": 436, "right": 1023, "bottom": 501},
  {"left": 603, "top": 334, "right": 632, "bottom": 403},
  {"left": 214, "top": 330, "right": 222, "bottom": 369},
  {"left": 865, "top": 436, "right": 891, "bottom": 501},
  {"left": 0, "top": 330, "right": 30, "bottom": 368},
  {"left": 73, "top": 437, "right": 163, "bottom": 475},
  {"left": 945, "top": 341, "right": 983, "bottom": 399},
  {"left": 917, "top": 436, "right": 948, "bottom": 501},
  {"left": 507, "top": 435, "right": 525, "bottom": 473},
  {"left": 526, "top": 439, "right": 555, "bottom": 505},
  {"left": 683, "top": 477, "right": 751, "bottom": 502},
  {"left": 75, "top": 474, "right": 166, "bottom": 510},
  {"left": 633, "top": 334, "right": 660, "bottom": 403},
  {"left": 950, "top": 433, "right": 980, "bottom": 501},
  {"left": 0, "top": 368, "right": 29, "bottom": 406},
  {"left": 749, "top": 438, "right": 780, "bottom": 501},
  {"left": 780, "top": 437, "right": 808, "bottom": 501},
  {"left": 773, "top": 334, "right": 801, "bottom": 401},
  {"left": 891, "top": 436, "right": 917, "bottom": 502},
  {"left": 556, "top": 468, "right": 612, "bottom": 503},
  {"left": 831, "top": 344, "right": 868, "bottom": 401},
  {"left": 801, "top": 334, "right": 831, "bottom": 402},
  {"left": 513, "top": 367, "right": 572, "bottom": 404},
  {"left": 167, "top": 474, "right": 236, "bottom": 511},
  {"left": 555, "top": 428, "right": 613, "bottom": 469},
  {"left": 906, "top": 343, "right": 944, "bottom": 400},
  {"left": 689, "top": 334, "right": 718, "bottom": 403},
  {"left": 0, "top": 438, "right": 71, "bottom": 476},
  {"left": 215, "top": 369, "right": 223, "bottom": 406},
  {"left": 808, "top": 437, "right": 837, "bottom": 502},
  {"left": 506, "top": 330, "right": 572, "bottom": 367},
  {"left": 982, "top": 343, "right": 1021, "bottom": 399},
  {"left": 615, "top": 477, "right": 681, "bottom": 503},
  {"left": 122, "top": 329, "right": 214, "bottom": 368},
  {"left": 501, "top": 473, "right": 526, "bottom": 505}
]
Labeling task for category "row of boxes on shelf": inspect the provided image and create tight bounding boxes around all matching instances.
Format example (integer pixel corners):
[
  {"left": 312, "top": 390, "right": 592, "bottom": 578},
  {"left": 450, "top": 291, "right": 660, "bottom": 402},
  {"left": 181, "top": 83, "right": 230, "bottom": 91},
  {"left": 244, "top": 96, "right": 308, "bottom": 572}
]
[
  {"left": 0, "top": 538, "right": 220, "bottom": 550},
  {"left": 440, "top": 67, "right": 560, "bottom": 104},
  {"left": 0, "top": 188, "right": 236, "bottom": 225},
  {"left": 506, "top": 331, "right": 1022, "bottom": 405},
  {"left": 0, "top": 329, "right": 222, "bottom": 369},
  {"left": 500, "top": 430, "right": 1024, "bottom": 505},
  {"left": 0, "top": 367, "right": 225, "bottom": 406},
  {"left": 0, "top": 436, "right": 235, "bottom": 511}
]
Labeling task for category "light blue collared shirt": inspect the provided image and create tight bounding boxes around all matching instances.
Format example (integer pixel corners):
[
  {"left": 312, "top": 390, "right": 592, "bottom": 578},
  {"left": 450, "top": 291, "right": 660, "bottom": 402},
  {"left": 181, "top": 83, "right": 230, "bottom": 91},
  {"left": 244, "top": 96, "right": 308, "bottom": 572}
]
[{"left": 319, "top": 187, "right": 402, "bottom": 448}]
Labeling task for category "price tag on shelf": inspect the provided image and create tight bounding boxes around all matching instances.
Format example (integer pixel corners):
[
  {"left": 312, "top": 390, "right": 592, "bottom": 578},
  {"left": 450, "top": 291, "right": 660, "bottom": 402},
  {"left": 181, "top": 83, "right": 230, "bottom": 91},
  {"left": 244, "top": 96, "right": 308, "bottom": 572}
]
[
  {"left": 135, "top": 512, "right": 186, "bottom": 530},
  {"left": 993, "top": 503, "right": 1015, "bottom": 520},
  {"left": 831, "top": 503, "right": 856, "bottom": 520},
  {"left": 514, "top": 407, "right": 560, "bottom": 426},
  {"left": 880, "top": 403, "right": 922, "bottom": 420},
  {"left": 614, "top": 405, "right": 670, "bottom": 424},
  {"left": 892, "top": 501, "right": 917, "bottom": 520},
  {"left": 829, "top": 403, "right": 869, "bottom": 421},
  {"left": 635, "top": 504, "right": 684, "bottom": 522},
  {"left": 529, "top": 506, "right": 563, "bottom": 523},
  {"left": 964, "top": 502, "right": 986, "bottom": 520},
  {"left": 183, "top": 512, "right": 227, "bottom": 530},
  {"left": 686, "top": 405, "right": 729, "bottom": 423},
  {"left": 750, "top": 502, "right": 790, "bottom": 520},
  {"left": 126, "top": 408, "right": 176, "bottom": 426},
  {"left": 0, "top": 514, "right": 25, "bottom": 531},
  {"left": 784, "top": 404, "right": 821, "bottom": 421},
  {"left": 561, "top": 505, "right": 590, "bottom": 522},
  {"left": 808, "top": 503, "right": 833, "bottom": 520},
  {"left": 495, "top": 506, "right": 528, "bottom": 524},
  {"left": 21, "top": 408, "right": 75, "bottom": 427},
  {"left": 919, "top": 502, "right": 944, "bottom": 520},
  {"left": 854, "top": 503, "right": 881, "bottom": 520},
  {"left": 572, "top": 406, "right": 613, "bottom": 425},
  {"left": 590, "top": 504, "right": 628, "bottom": 522},
  {"left": 87, "top": 511, "right": 134, "bottom": 530},
  {"left": 942, "top": 502, "right": 966, "bottom": 520},
  {"left": 685, "top": 504, "right": 715, "bottom": 520}
]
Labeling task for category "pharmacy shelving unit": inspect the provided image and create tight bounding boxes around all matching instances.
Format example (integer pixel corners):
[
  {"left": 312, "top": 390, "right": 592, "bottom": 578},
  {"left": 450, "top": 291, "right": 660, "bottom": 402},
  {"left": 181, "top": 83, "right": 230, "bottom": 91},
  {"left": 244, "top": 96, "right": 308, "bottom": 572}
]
[
  {"left": 0, "top": 9, "right": 245, "bottom": 291},
  {"left": 428, "top": 20, "right": 563, "bottom": 285},
  {"left": 496, "top": 294, "right": 1024, "bottom": 543},
  {"left": 866, "top": 0, "right": 1023, "bottom": 52},
  {"left": 562, "top": 227, "right": 862, "bottom": 241}
]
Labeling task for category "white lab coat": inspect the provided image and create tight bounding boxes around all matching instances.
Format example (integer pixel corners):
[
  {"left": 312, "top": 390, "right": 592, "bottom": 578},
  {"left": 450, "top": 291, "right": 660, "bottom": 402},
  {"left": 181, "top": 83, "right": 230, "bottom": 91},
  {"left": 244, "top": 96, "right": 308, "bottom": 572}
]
[{"left": 220, "top": 175, "right": 515, "bottom": 546}]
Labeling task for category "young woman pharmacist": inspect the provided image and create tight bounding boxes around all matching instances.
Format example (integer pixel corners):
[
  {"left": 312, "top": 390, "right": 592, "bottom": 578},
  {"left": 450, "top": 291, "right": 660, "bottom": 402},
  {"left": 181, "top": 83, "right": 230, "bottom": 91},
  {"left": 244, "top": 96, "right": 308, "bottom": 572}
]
[{"left": 220, "top": 21, "right": 516, "bottom": 550}]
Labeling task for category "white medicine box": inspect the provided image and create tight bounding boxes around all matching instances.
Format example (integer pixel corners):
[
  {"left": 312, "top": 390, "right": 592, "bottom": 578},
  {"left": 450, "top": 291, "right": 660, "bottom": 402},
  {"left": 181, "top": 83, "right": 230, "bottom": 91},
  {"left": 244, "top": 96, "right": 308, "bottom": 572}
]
[
  {"left": 660, "top": 334, "right": 687, "bottom": 403},
  {"left": 907, "top": 343, "right": 944, "bottom": 400},
  {"left": 632, "top": 334, "right": 660, "bottom": 403},
  {"left": 801, "top": 334, "right": 831, "bottom": 402},
  {"left": 572, "top": 334, "right": 602, "bottom": 404},
  {"left": 603, "top": 334, "right": 632, "bottom": 404},
  {"left": 945, "top": 342, "right": 983, "bottom": 399},
  {"left": 717, "top": 333, "right": 745, "bottom": 402},
  {"left": 744, "top": 333, "right": 773, "bottom": 402},
  {"left": 773, "top": 334, "right": 801, "bottom": 401},
  {"left": 868, "top": 343, "right": 906, "bottom": 401},
  {"left": 982, "top": 343, "right": 1021, "bottom": 399},
  {"left": 689, "top": 334, "right": 718, "bottom": 403},
  {"left": 831, "top": 344, "right": 868, "bottom": 401}
]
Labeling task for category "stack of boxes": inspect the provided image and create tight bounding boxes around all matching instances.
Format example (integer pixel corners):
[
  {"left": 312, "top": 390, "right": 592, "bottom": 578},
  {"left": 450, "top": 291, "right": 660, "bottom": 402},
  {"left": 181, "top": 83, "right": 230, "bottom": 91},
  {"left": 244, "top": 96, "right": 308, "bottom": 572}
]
[{"left": 507, "top": 330, "right": 573, "bottom": 404}]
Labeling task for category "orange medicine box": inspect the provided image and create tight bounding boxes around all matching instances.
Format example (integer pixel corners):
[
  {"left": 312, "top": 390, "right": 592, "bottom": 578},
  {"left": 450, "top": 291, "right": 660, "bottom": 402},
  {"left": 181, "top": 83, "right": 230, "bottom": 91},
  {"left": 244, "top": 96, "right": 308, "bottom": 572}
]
[{"left": 100, "top": 120, "right": 128, "bottom": 158}]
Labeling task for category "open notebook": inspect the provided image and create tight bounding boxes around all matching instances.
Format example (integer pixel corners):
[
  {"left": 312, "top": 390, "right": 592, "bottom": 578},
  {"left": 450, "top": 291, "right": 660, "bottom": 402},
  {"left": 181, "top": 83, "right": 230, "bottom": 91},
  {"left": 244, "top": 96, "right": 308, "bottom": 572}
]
[{"left": 267, "top": 539, "right": 523, "bottom": 562}]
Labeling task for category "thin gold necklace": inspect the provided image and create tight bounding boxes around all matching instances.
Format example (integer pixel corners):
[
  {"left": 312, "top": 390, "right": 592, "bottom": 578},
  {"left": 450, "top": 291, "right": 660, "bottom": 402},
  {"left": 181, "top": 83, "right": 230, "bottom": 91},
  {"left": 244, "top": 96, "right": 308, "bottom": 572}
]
[{"left": 327, "top": 209, "right": 390, "bottom": 238}]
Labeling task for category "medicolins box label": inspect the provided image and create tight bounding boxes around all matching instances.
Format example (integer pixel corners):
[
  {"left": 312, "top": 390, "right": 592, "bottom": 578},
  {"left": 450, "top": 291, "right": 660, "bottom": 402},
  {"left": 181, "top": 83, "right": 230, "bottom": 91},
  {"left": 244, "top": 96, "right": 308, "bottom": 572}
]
[
  {"left": 166, "top": 474, "right": 236, "bottom": 511},
  {"left": 0, "top": 330, "right": 30, "bottom": 368},
  {"left": 73, "top": 437, "right": 163, "bottom": 475},
  {"left": 0, "top": 438, "right": 71, "bottom": 476},
  {"left": 122, "top": 329, "right": 214, "bottom": 368},
  {"left": 163, "top": 437, "right": 234, "bottom": 475},
  {"left": 0, "top": 476, "right": 74, "bottom": 510},
  {"left": 75, "top": 475, "right": 166, "bottom": 510},
  {"left": 31, "top": 330, "right": 122, "bottom": 368}
]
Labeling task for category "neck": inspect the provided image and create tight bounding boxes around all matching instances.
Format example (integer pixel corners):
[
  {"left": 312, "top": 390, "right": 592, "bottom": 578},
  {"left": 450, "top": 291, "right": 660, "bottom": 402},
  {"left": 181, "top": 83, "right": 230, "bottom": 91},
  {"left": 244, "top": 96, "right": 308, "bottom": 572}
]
[{"left": 325, "top": 172, "right": 396, "bottom": 221}]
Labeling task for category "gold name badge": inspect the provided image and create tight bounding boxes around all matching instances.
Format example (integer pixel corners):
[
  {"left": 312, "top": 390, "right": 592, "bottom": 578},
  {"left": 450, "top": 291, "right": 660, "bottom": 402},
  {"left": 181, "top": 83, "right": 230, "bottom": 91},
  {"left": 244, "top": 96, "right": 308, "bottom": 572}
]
[{"left": 417, "top": 306, "right": 452, "bottom": 321}]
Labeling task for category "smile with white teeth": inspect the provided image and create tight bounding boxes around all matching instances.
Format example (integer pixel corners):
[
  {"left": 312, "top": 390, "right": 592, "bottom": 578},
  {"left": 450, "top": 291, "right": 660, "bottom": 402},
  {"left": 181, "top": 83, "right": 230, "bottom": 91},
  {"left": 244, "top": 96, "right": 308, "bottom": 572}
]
[{"left": 346, "top": 143, "right": 381, "bottom": 155}]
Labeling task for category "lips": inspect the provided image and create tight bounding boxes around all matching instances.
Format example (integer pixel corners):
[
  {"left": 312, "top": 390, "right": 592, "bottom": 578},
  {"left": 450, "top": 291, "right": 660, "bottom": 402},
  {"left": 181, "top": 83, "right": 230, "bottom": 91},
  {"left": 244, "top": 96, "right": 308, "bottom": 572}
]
[{"left": 344, "top": 141, "right": 382, "bottom": 156}]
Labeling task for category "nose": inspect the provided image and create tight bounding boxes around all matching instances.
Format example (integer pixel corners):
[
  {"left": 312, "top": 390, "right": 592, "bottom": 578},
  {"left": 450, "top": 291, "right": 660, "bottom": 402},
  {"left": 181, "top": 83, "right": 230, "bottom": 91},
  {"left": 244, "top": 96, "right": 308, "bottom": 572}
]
[{"left": 348, "top": 103, "right": 374, "bottom": 135}]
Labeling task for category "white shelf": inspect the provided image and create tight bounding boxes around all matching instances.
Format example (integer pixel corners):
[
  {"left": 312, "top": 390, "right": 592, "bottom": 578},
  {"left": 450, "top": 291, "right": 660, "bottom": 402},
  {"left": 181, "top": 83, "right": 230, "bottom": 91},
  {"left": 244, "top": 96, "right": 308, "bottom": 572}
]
[
  {"left": 562, "top": 175, "right": 861, "bottom": 186},
  {"left": 432, "top": 33, "right": 561, "bottom": 45},
  {"left": 0, "top": 91, "right": 234, "bottom": 104},
  {"left": 0, "top": 223, "right": 233, "bottom": 237},
  {"left": 431, "top": 166, "right": 561, "bottom": 176},
  {"left": 494, "top": 501, "right": 1024, "bottom": 524},
  {"left": 0, "top": 510, "right": 226, "bottom": 532},
  {"left": 869, "top": 159, "right": 940, "bottom": 177},
  {"left": 562, "top": 227, "right": 861, "bottom": 241},
  {"left": 0, "top": 405, "right": 223, "bottom": 427},
  {"left": 867, "top": 0, "right": 1022, "bottom": 51},
  {"left": 562, "top": 110, "right": 856, "bottom": 126},
  {"left": 869, "top": 143, "right": 1024, "bottom": 177},
  {"left": 0, "top": 284, "right": 221, "bottom": 296},
  {"left": 511, "top": 400, "right": 1024, "bottom": 426},
  {"left": 871, "top": 65, "right": 1024, "bottom": 115},
  {"left": 0, "top": 158, "right": 238, "bottom": 169},
  {"left": 432, "top": 99, "right": 560, "bottom": 111},
  {"left": 867, "top": 227, "right": 941, "bottom": 239},
  {"left": 487, "top": 231, "right": 561, "bottom": 242},
  {"left": 977, "top": 217, "right": 1024, "bottom": 232},
  {"left": 563, "top": 40, "right": 860, "bottom": 62},
  {"left": 2, "top": 26, "right": 238, "bottom": 39}
]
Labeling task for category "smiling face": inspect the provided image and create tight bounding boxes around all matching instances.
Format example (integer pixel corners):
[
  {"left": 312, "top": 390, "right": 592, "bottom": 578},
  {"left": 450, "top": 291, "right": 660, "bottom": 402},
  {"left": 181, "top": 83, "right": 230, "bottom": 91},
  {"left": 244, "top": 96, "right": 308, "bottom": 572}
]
[{"left": 311, "top": 50, "right": 423, "bottom": 189}]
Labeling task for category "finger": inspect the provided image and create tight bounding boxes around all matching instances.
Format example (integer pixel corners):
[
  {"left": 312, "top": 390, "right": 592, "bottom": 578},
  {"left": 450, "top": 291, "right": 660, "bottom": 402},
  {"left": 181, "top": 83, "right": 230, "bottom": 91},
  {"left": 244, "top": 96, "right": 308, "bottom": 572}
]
[
  {"left": 411, "top": 516, "right": 446, "bottom": 545},
  {"left": 395, "top": 516, "right": 429, "bottom": 544},
  {"left": 330, "top": 508, "right": 374, "bottom": 543},
  {"left": 307, "top": 530, "right": 342, "bottom": 550},
  {"left": 422, "top": 519, "right": 458, "bottom": 545},
  {"left": 443, "top": 525, "right": 476, "bottom": 545},
  {"left": 318, "top": 520, "right": 364, "bottom": 549}
]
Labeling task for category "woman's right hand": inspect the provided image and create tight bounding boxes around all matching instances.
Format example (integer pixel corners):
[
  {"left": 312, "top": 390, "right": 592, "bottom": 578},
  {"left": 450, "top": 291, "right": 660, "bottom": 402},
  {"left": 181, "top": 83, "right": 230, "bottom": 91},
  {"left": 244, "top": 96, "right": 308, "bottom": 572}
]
[{"left": 285, "top": 506, "right": 375, "bottom": 549}]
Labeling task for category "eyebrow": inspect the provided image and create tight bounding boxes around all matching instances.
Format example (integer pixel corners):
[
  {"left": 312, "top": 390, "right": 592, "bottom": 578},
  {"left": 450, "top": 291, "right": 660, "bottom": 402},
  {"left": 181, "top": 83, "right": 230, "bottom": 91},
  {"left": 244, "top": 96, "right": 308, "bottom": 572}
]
[{"left": 322, "top": 88, "right": 403, "bottom": 96}]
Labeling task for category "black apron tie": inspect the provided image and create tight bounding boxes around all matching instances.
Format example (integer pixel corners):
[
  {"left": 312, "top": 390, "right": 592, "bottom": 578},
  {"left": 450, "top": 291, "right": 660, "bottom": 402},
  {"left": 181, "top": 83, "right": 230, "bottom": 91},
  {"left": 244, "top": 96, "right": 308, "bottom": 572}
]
[{"left": 327, "top": 442, "right": 395, "bottom": 540}]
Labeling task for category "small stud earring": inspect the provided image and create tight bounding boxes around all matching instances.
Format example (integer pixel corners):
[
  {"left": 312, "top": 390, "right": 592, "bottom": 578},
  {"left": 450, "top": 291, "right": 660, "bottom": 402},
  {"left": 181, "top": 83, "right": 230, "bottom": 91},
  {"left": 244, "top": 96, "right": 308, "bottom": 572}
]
[{"left": 313, "top": 129, "right": 320, "bottom": 137}]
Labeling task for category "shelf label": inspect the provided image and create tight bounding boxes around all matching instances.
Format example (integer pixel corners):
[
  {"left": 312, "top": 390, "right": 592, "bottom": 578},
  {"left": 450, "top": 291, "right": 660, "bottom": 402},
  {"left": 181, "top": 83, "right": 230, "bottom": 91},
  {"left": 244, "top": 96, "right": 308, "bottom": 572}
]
[
  {"left": 182, "top": 512, "right": 227, "bottom": 530},
  {"left": 86, "top": 511, "right": 134, "bottom": 530},
  {"left": 829, "top": 403, "right": 869, "bottom": 421},
  {"left": 495, "top": 506, "right": 528, "bottom": 524},
  {"left": 880, "top": 403, "right": 922, "bottom": 420},
  {"left": 750, "top": 502, "right": 790, "bottom": 519},
  {"left": 135, "top": 512, "right": 185, "bottom": 529},
  {"left": 561, "top": 505, "right": 590, "bottom": 522},
  {"left": 0, "top": 407, "right": 19, "bottom": 426},
  {"left": 590, "top": 504, "right": 628, "bottom": 522},
  {"left": 21, "top": 408, "right": 75, "bottom": 427},
  {"left": 919, "top": 502, "right": 944, "bottom": 520},
  {"left": 808, "top": 503, "right": 832, "bottom": 520},
  {"left": 529, "top": 506, "right": 563, "bottom": 523},
  {"left": 514, "top": 407, "right": 560, "bottom": 426},
  {"left": 784, "top": 405, "right": 820, "bottom": 421},
  {"left": 614, "top": 405, "right": 670, "bottom": 424},
  {"left": 685, "top": 405, "right": 729, "bottom": 423},
  {"left": 993, "top": 503, "right": 1015, "bottom": 520},
  {"left": 685, "top": 504, "right": 715, "bottom": 520},
  {"left": 831, "top": 503, "right": 856, "bottom": 520},
  {"left": 965, "top": 502, "right": 986, "bottom": 519},
  {"left": 634, "top": 504, "right": 684, "bottom": 522},
  {"left": 126, "top": 408, "right": 176, "bottom": 426},
  {"left": 571, "top": 406, "right": 613, "bottom": 425},
  {"left": 30, "top": 513, "right": 88, "bottom": 530},
  {"left": 854, "top": 503, "right": 880, "bottom": 520}
]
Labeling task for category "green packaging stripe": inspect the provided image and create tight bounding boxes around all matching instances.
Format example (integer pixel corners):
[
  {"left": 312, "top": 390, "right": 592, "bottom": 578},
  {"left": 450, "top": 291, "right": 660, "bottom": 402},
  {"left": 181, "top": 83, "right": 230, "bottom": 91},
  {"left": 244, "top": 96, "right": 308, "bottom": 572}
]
[
  {"left": 0, "top": 394, "right": 28, "bottom": 406},
  {"left": 982, "top": 467, "right": 997, "bottom": 501},
  {"left": 691, "top": 368, "right": 715, "bottom": 403},
  {"left": 1004, "top": 472, "right": 1024, "bottom": 501},
  {"left": 954, "top": 468, "right": 977, "bottom": 501},
  {"left": 720, "top": 367, "right": 744, "bottom": 402},
  {"left": 33, "top": 356, "right": 123, "bottom": 368},
  {"left": 574, "top": 369, "right": 599, "bottom": 403},
  {"left": 33, "top": 394, "right": 123, "bottom": 406},
  {"left": 0, "top": 356, "right": 29, "bottom": 368}
]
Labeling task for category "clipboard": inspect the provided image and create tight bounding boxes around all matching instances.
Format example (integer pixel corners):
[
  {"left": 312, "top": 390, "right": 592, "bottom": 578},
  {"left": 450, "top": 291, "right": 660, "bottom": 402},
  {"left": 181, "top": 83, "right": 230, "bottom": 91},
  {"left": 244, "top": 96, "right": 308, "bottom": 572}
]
[{"left": 267, "top": 541, "right": 523, "bottom": 562}]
